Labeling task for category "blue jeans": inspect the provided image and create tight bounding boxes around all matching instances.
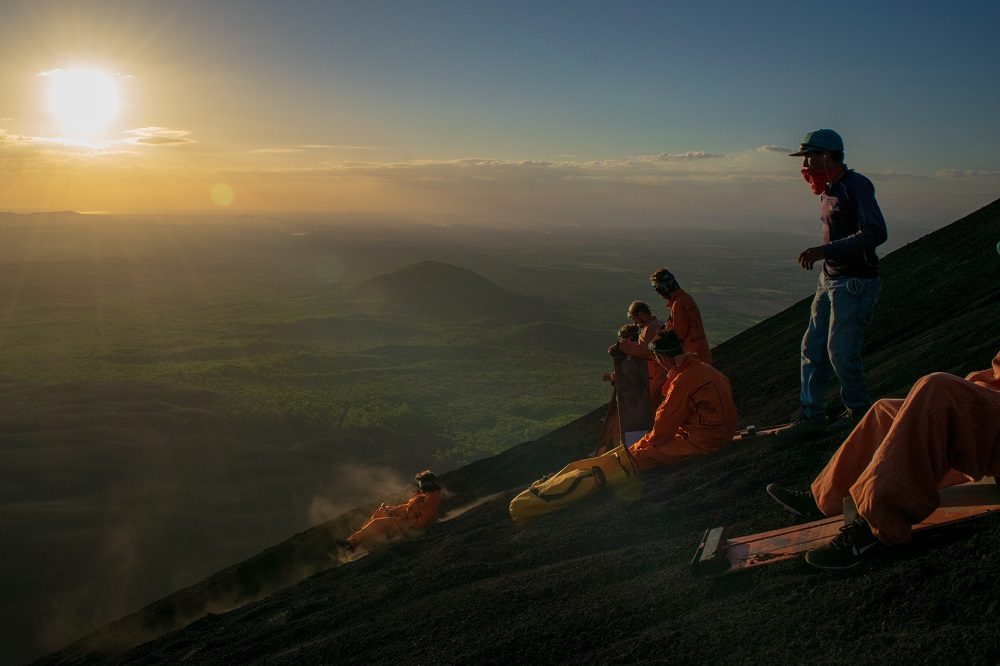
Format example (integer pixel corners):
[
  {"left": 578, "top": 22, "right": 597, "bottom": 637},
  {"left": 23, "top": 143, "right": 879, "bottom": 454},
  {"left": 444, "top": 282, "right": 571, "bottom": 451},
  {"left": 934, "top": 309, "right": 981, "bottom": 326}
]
[{"left": 800, "top": 274, "right": 881, "bottom": 418}]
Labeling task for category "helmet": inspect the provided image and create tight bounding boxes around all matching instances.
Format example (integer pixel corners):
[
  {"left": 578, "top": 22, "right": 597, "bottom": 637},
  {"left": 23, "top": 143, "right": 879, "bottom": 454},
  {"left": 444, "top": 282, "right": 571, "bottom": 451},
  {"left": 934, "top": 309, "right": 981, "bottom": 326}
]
[
  {"left": 648, "top": 330, "right": 684, "bottom": 356},
  {"left": 649, "top": 268, "right": 679, "bottom": 295},
  {"left": 415, "top": 470, "right": 439, "bottom": 491}
]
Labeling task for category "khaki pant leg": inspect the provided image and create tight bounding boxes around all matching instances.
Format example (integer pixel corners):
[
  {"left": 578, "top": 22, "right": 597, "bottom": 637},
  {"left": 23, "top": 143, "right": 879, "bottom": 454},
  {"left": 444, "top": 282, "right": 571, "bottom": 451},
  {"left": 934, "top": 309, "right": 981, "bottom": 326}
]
[
  {"left": 850, "top": 373, "right": 1000, "bottom": 544},
  {"left": 811, "top": 398, "right": 902, "bottom": 515}
]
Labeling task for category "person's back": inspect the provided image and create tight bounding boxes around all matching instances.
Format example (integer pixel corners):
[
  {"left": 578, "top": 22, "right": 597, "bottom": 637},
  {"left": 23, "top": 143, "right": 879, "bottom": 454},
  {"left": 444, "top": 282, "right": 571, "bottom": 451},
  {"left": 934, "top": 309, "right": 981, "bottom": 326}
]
[
  {"left": 665, "top": 289, "right": 712, "bottom": 364},
  {"left": 401, "top": 487, "right": 442, "bottom": 529}
]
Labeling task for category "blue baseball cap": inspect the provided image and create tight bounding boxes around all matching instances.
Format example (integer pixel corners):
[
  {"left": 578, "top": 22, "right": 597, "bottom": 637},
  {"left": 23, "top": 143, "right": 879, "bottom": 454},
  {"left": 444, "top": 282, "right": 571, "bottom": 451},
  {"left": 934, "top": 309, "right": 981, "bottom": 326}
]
[{"left": 789, "top": 129, "right": 844, "bottom": 156}]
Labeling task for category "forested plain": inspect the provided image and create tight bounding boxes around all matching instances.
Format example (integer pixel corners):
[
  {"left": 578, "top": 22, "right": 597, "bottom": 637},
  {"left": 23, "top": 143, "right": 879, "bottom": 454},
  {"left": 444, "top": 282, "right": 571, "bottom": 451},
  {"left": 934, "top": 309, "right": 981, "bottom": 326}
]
[{"left": 2, "top": 211, "right": 917, "bottom": 661}]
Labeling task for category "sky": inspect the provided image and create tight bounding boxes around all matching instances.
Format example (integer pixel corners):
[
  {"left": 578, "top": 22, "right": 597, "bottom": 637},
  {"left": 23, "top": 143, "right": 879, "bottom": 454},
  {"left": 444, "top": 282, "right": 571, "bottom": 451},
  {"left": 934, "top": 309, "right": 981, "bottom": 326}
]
[{"left": 1, "top": 0, "right": 999, "bottom": 226}]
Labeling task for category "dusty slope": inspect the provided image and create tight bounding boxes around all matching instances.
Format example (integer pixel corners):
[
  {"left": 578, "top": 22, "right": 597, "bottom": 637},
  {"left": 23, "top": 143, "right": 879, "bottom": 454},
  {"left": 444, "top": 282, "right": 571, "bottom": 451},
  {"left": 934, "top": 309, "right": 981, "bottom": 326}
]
[{"left": 41, "top": 198, "right": 1000, "bottom": 665}]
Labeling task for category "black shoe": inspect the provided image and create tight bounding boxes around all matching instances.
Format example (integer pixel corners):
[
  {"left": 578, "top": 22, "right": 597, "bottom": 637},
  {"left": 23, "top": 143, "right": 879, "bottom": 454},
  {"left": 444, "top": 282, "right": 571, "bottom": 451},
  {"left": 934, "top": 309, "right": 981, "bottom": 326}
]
[
  {"left": 766, "top": 484, "right": 824, "bottom": 520},
  {"left": 825, "top": 407, "right": 867, "bottom": 434},
  {"left": 336, "top": 540, "right": 354, "bottom": 552},
  {"left": 776, "top": 414, "right": 827, "bottom": 440},
  {"left": 805, "top": 517, "right": 883, "bottom": 570}
]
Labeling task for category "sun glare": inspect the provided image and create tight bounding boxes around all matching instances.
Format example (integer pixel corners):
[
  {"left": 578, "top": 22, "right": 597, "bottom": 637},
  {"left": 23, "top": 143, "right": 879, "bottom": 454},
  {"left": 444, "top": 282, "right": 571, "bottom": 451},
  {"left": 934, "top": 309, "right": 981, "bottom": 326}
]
[{"left": 46, "top": 68, "right": 120, "bottom": 139}]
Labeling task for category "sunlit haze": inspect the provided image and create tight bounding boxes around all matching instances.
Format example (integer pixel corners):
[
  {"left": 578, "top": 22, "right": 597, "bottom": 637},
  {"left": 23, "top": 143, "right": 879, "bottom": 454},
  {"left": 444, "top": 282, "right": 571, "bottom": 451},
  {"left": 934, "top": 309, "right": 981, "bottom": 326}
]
[
  {"left": 44, "top": 67, "right": 120, "bottom": 141},
  {"left": 1, "top": 1, "right": 999, "bottom": 225}
]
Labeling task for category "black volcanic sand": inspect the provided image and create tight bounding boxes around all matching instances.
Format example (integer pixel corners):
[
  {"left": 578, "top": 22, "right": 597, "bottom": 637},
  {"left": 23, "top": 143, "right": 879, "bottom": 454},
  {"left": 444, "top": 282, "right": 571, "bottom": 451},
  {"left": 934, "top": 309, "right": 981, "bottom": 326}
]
[{"left": 42, "top": 198, "right": 1000, "bottom": 664}]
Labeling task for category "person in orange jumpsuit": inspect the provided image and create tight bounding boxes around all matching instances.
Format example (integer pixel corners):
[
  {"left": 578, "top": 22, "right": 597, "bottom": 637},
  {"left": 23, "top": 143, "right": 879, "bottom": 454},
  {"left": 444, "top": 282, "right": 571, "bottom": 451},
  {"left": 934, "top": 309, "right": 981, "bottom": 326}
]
[
  {"left": 649, "top": 268, "right": 712, "bottom": 365},
  {"left": 628, "top": 330, "right": 738, "bottom": 471},
  {"left": 767, "top": 350, "right": 1000, "bottom": 569},
  {"left": 616, "top": 300, "right": 668, "bottom": 405},
  {"left": 338, "top": 470, "right": 442, "bottom": 552}
]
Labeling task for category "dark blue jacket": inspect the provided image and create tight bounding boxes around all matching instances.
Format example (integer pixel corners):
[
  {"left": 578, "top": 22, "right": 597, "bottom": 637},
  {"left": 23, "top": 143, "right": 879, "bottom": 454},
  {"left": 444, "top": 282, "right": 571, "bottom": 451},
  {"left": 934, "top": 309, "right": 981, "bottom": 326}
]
[{"left": 819, "top": 170, "right": 888, "bottom": 279}]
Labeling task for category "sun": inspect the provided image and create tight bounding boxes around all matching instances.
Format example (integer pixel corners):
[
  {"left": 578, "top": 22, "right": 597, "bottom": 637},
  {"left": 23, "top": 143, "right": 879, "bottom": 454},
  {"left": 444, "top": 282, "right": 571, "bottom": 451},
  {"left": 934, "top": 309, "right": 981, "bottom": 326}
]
[{"left": 46, "top": 67, "right": 120, "bottom": 139}]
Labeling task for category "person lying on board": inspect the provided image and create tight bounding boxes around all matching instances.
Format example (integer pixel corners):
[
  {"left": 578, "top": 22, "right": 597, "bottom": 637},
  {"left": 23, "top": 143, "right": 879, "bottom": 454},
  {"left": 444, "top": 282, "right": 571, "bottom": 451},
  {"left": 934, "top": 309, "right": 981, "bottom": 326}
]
[
  {"left": 337, "top": 470, "right": 442, "bottom": 552},
  {"left": 767, "top": 348, "right": 1000, "bottom": 570}
]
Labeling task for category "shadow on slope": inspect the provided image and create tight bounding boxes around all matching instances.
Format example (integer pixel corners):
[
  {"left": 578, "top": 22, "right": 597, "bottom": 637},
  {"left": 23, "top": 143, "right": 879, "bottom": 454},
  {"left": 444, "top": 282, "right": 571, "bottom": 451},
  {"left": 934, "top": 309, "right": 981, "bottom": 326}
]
[{"left": 41, "top": 198, "right": 1000, "bottom": 664}]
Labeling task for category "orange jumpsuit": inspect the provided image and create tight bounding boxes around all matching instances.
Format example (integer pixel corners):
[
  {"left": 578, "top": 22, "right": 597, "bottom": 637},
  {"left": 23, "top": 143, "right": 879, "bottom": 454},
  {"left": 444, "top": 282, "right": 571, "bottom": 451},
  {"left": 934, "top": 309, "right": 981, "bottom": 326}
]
[
  {"left": 811, "top": 351, "right": 1000, "bottom": 544},
  {"left": 628, "top": 356, "right": 738, "bottom": 470},
  {"left": 664, "top": 289, "right": 712, "bottom": 365},
  {"left": 618, "top": 317, "right": 668, "bottom": 406},
  {"left": 346, "top": 489, "right": 442, "bottom": 549}
]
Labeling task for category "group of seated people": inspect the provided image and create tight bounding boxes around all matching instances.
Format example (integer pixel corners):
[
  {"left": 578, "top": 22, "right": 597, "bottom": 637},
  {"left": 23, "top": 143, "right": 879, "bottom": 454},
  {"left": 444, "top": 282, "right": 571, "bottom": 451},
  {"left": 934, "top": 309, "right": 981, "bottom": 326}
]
[{"left": 340, "top": 255, "right": 1000, "bottom": 571}]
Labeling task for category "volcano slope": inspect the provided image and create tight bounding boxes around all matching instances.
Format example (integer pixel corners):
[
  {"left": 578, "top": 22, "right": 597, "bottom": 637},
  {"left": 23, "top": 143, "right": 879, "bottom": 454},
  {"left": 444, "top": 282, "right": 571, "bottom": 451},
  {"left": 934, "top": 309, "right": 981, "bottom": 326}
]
[{"left": 43, "top": 198, "right": 1000, "bottom": 665}]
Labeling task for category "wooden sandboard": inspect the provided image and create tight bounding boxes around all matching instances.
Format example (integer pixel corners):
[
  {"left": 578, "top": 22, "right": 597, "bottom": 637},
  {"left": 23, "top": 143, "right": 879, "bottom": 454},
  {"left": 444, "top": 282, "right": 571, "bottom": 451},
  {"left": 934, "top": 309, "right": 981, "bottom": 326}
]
[
  {"left": 732, "top": 423, "right": 792, "bottom": 442},
  {"left": 692, "top": 477, "right": 1000, "bottom": 577},
  {"left": 613, "top": 353, "right": 653, "bottom": 437}
]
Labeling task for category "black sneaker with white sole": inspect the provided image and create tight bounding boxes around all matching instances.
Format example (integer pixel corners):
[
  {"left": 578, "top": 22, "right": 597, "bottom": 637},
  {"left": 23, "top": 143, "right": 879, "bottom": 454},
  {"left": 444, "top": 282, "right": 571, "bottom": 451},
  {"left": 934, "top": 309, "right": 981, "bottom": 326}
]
[
  {"left": 766, "top": 484, "right": 824, "bottom": 520},
  {"left": 805, "top": 517, "right": 883, "bottom": 570},
  {"left": 825, "top": 406, "right": 867, "bottom": 434},
  {"left": 775, "top": 414, "right": 828, "bottom": 440}
]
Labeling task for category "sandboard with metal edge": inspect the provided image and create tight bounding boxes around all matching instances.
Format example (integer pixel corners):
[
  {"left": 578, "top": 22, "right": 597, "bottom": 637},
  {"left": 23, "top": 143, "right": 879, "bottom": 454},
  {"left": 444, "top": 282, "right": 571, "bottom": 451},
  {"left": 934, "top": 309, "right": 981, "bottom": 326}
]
[
  {"left": 692, "top": 477, "right": 1000, "bottom": 577},
  {"left": 732, "top": 423, "right": 794, "bottom": 442}
]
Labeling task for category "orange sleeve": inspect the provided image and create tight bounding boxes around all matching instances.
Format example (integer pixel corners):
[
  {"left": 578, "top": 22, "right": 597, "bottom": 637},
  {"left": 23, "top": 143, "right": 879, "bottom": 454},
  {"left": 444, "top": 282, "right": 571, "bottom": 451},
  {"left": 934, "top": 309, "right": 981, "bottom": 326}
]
[
  {"left": 632, "top": 370, "right": 692, "bottom": 449},
  {"left": 666, "top": 300, "right": 689, "bottom": 340},
  {"left": 671, "top": 293, "right": 711, "bottom": 363}
]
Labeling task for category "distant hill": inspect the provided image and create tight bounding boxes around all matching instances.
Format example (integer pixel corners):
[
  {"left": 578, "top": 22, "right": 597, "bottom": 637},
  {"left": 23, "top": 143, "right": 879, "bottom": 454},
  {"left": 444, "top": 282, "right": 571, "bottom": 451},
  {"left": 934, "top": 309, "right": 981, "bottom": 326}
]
[
  {"left": 42, "top": 198, "right": 1000, "bottom": 664},
  {"left": 354, "top": 260, "right": 548, "bottom": 324}
]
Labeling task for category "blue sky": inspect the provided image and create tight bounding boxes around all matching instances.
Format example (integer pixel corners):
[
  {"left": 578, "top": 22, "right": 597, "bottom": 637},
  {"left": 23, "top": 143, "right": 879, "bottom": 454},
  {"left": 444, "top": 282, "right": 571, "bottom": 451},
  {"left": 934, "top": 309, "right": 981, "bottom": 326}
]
[{"left": 1, "top": 0, "right": 998, "bottom": 220}]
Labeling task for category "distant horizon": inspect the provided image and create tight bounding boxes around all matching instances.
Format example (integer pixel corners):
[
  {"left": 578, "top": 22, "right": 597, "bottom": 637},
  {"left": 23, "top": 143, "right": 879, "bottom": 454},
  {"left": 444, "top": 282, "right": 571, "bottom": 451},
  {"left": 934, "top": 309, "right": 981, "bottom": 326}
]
[
  {"left": 0, "top": 200, "right": 980, "bottom": 235},
  {"left": 2, "top": 2, "right": 999, "bottom": 225}
]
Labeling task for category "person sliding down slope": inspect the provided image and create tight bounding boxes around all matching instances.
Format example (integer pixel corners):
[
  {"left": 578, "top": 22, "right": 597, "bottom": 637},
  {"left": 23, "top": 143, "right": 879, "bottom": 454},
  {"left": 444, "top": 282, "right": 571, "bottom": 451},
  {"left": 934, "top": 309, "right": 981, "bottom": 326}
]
[
  {"left": 337, "top": 470, "right": 442, "bottom": 552},
  {"left": 628, "top": 330, "right": 738, "bottom": 470},
  {"left": 767, "top": 348, "right": 1000, "bottom": 570}
]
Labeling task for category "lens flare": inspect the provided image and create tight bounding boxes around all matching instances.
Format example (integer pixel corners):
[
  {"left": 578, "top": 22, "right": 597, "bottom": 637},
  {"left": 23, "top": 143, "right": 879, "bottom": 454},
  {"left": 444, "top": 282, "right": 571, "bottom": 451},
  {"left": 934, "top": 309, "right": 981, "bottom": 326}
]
[{"left": 211, "top": 184, "right": 235, "bottom": 207}]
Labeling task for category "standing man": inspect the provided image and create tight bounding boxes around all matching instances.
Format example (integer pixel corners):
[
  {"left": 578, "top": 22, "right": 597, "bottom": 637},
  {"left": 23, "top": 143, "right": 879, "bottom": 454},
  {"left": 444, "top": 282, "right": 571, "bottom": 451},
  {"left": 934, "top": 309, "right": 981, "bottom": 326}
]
[
  {"left": 649, "top": 268, "right": 712, "bottom": 365},
  {"left": 784, "top": 129, "right": 887, "bottom": 438}
]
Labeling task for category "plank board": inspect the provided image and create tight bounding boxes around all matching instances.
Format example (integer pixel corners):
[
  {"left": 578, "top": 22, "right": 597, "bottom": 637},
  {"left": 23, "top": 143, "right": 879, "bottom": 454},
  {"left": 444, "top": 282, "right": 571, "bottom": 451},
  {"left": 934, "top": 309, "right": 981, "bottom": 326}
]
[
  {"left": 613, "top": 352, "right": 653, "bottom": 437},
  {"left": 693, "top": 477, "right": 1000, "bottom": 576}
]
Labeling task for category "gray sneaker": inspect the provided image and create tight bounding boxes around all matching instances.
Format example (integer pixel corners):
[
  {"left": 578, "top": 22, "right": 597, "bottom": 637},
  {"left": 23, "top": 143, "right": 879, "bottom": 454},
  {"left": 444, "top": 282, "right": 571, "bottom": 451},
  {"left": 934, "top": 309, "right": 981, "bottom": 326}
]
[
  {"left": 826, "top": 407, "right": 867, "bottom": 434},
  {"left": 776, "top": 414, "right": 827, "bottom": 440}
]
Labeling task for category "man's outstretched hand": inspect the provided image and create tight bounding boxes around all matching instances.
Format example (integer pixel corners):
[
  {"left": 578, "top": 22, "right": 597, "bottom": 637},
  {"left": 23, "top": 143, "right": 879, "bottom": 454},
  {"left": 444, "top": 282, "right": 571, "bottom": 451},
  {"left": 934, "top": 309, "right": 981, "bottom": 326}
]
[{"left": 798, "top": 246, "right": 825, "bottom": 270}]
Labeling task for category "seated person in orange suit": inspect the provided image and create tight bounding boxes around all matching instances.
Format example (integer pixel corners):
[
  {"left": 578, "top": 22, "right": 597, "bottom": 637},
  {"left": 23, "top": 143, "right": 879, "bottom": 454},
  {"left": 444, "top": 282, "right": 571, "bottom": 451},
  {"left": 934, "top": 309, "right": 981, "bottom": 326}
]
[
  {"left": 767, "top": 349, "right": 1000, "bottom": 570},
  {"left": 338, "top": 470, "right": 442, "bottom": 552},
  {"left": 628, "top": 330, "right": 738, "bottom": 471}
]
